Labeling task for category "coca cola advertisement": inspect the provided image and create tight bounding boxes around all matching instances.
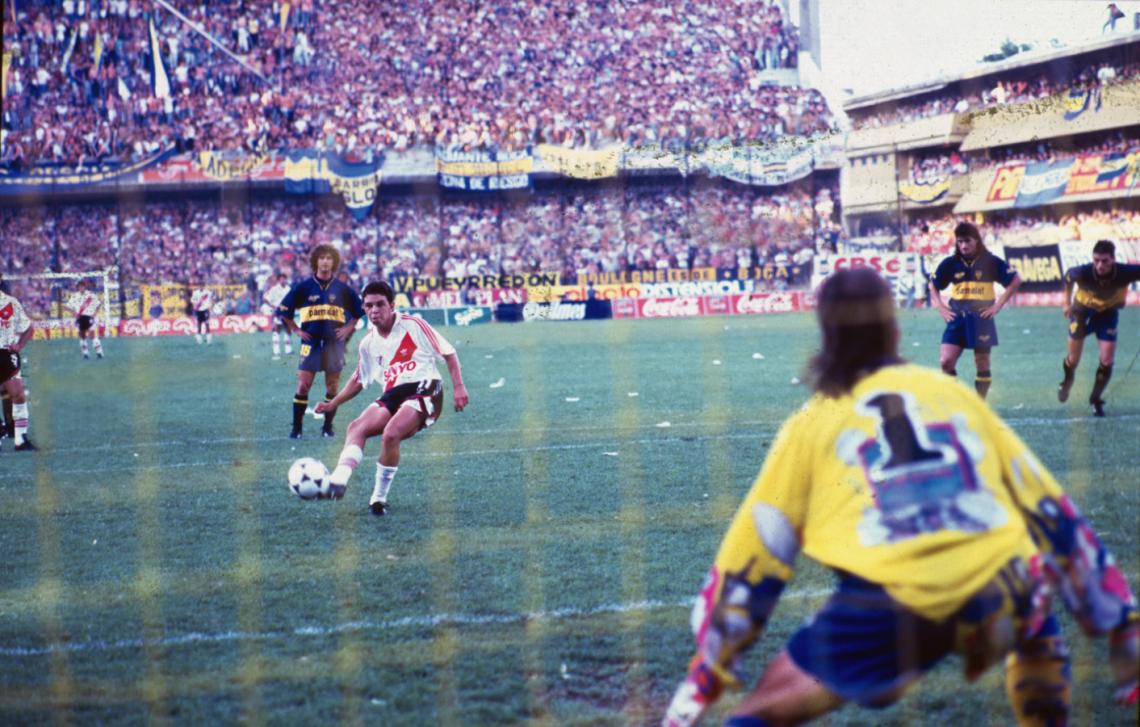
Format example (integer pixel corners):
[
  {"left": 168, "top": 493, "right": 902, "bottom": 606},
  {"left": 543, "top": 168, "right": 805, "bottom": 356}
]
[
  {"left": 731, "top": 292, "right": 804, "bottom": 316},
  {"left": 616, "top": 293, "right": 810, "bottom": 320},
  {"left": 638, "top": 297, "right": 702, "bottom": 319}
]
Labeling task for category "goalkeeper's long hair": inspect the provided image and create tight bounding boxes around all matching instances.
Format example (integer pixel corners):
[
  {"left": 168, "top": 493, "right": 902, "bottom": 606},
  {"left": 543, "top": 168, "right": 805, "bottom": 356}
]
[{"left": 808, "top": 268, "right": 902, "bottom": 397}]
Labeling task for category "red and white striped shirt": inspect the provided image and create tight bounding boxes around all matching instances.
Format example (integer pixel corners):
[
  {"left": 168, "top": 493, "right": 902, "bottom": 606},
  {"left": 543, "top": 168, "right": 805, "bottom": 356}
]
[
  {"left": 354, "top": 313, "right": 456, "bottom": 392},
  {"left": 69, "top": 291, "right": 101, "bottom": 317}
]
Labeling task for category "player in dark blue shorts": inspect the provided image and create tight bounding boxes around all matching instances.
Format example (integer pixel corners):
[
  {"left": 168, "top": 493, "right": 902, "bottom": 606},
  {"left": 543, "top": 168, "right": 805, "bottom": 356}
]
[
  {"left": 928, "top": 221, "right": 1021, "bottom": 399},
  {"left": 1058, "top": 240, "right": 1140, "bottom": 416},
  {"left": 277, "top": 244, "right": 364, "bottom": 438}
]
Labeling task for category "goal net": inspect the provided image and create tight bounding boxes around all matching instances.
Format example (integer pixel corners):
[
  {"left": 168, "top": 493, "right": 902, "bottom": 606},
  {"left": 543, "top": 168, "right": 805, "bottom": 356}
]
[{"left": 2, "top": 267, "right": 120, "bottom": 336}]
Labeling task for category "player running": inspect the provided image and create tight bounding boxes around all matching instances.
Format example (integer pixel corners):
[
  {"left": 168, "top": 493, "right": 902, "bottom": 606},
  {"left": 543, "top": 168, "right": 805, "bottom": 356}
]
[
  {"left": 1057, "top": 239, "right": 1140, "bottom": 416},
  {"left": 68, "top": 279, "right": 104, "bottom": 359},
  {"left": 662, "top": 268, "right": 1138, "bottom": 727},
  {"left": 929, "top": 221, "right": 1021, "bottom": 399},
  {"left": 316, "top": 280, "right": 469, "bottom": 515},
  {"left": 276, "top": 244, "right": 364, "bottom": 439}
]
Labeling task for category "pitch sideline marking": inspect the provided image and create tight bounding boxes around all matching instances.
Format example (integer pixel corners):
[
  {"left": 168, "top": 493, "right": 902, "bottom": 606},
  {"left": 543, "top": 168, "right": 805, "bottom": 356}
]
[{"left": 0, "top": 589, "right": 831, "bottom": 658}]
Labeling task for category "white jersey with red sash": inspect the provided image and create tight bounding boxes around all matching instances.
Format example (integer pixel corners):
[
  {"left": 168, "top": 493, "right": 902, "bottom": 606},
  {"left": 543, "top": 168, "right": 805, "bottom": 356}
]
[
  {"left": 69, "top": 291, "right": 101, "bottom": 317},
  {"left": 354, "top": 313, "right": 455, "bottom": 392}
]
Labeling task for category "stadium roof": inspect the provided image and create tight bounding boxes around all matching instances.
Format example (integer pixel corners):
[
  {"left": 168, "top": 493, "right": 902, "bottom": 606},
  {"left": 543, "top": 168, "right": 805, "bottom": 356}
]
[{"left": 843, "top": 33, "right": 1140, "bottom": 111}]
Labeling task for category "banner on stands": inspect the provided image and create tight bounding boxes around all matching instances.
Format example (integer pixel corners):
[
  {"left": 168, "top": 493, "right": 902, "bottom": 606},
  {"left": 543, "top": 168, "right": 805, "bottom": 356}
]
[
  {"left": 285, "top": 150, "right": 382, "bottom": 219},
  {"left": 898, "top": 177, "right": 951, "bottom": 204},
  {"left": 702, "top": 143, "right": 815, "bottom": 187},
  {"left": 537, "top": 144, "right": 621, "bottom": 179},
  {"left": 436, "top": 147, "right": 532, "bottom": 190},
  {"left": 142, "top": 151, "right": 287, "bottom": 183},
  {"left": 0, "top": 148, "right": 177, "bottom": 192},
  {"left": 1004, "top": 244, "right": 1064, "bottom": 292},
  {"left": 812, "top": 253, "right": 924, "bottom": 301}
]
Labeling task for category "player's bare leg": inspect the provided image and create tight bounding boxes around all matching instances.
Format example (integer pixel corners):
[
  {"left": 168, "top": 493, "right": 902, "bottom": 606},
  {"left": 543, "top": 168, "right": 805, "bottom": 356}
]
[
  {"left": 369, "top": 405, "right": 424, "bottom": 515},
  {"left": 939, "top": 343, "right": 963, "bottom": 378},
  {"left": 728, "top": 650, "right": 846, "bottom": 726},
  {"left": 1058, "top": 337, "right": 1083, "bottom": 403},
  {"left": 1089, "top": 339, "right": 1116, "bottom": 417},
  {"left": 328, "top": 403, "right": 392, "bottom": 499},
  {"left": 321, "top": 372, "right": 341, "bottom": 437},
  {"left": 973, "top": 349, "right": 992, "bottom": 399},
  {"left": 291, "top": 370, "right": 316, "bottom": 438}
]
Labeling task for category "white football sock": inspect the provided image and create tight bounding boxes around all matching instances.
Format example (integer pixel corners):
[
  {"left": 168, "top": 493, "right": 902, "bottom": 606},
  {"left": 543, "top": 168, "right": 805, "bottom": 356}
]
[
  {"left": 372, "top": 465, "right": 398, "bottom": 503},
  {"left": 272, "top": 332, "right": 280, "bottom": 355},
  {"left": 13, "top": 402, "right": 28, "bottom": 446},
  {"left": 331, "top": 444, "right": 363, "bottom": 485},
  {"left": 80, "top": 340, "right": 89, "bottom": 356},
  {"left": 206, "top": 333, "right": 213, "bottom": 344},
  {"left": 93, "top": 338, "right": 103, "bottom": 356},
  {"left": 196, "top": 334, "right": 202, "bottom": 344}
]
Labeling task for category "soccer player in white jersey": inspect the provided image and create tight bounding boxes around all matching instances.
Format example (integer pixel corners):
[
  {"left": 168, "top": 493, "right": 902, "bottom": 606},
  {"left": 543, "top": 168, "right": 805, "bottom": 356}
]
[
  {"left": 315, "top": 280, "right": 469, "bottom": 515},
  {"left": 190, "top": 285, "right": 213, "bottom": 344},
  {"left": 68, "top": 279, "right": 104, "bottom": 359},
  {"left": 0, "top": 279, "right": 38, "bottom": 451},
  {"left": 262, "top": 273, "right": 294, "bottom": 359}
]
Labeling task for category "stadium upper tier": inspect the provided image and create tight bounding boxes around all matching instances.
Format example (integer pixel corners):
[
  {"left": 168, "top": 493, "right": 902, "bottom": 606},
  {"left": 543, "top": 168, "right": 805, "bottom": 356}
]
[{"left": 1, "top": 0, "right": 832, "bottom": 166}]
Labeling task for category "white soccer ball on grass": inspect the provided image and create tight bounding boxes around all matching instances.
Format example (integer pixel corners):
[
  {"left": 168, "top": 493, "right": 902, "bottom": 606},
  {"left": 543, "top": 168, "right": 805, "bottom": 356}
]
[{"left": 287, "top": 457, "right": 331, "bottom": 500}]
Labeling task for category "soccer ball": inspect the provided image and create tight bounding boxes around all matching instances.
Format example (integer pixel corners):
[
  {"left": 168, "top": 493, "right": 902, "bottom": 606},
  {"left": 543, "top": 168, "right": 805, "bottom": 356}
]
[{"left": 287, "top": 457, "right": 331, "bottom": 500}]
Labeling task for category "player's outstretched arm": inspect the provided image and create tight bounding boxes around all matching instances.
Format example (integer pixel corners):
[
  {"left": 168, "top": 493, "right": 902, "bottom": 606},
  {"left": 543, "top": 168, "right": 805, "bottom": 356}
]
[
  {"left": 443, "top": 352, "right": 469, "bottom": 411},
  {"left": 991, "top": 417, "right": 1138, "bottom": 703},
  {"left": 664, "top": 420, "right": 804, "bottom": 727},
  {"left": 315, "top": 371, "right": 363, "bottom": 414}
]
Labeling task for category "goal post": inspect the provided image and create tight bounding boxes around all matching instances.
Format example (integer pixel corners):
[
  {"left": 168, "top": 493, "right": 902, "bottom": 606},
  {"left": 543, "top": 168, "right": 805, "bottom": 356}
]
[{"left": 3, "top": 267, "right": 120, "bottom": 333}]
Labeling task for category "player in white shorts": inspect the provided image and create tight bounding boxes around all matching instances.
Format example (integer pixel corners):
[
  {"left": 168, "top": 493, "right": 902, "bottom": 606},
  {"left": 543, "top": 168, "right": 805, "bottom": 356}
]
[
  {"left": 68, "top": 279, "right": 104, "bottom": 359},
  {"left": 262, "top": 273, "right": 293, "bottom": 358},
  {"left": 190, "top": 285, "right": 213, "bottom": 344},
  {"left": 316, "top": 280, "right": 469, "bottom": 515}
]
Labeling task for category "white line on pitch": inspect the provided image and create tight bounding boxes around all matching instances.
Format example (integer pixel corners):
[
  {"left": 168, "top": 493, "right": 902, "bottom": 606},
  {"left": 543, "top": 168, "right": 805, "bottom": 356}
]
[
  {"left": 13, "top": 430, "right": 774, "bottom": 477},
  {"left": 25, "top": 408, "right": 1140, "bottom": 460},
  {"left": 0, "top": 589, "right": 831, "bottom": 658}
]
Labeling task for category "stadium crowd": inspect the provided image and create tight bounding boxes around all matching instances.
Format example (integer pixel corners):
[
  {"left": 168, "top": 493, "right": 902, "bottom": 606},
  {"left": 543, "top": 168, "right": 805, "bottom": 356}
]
[
  {"left": 906, "top": 207, "right": 1140, "bottom": 255},
  {"left": 1, "top": 0, "right": 827, "bottom": 167},
  {"left": 0, "top": 183, "right": 836, "bottom": 314},
  {"left": 852, "top": 56, "right": 1140, "bottom": 130}
]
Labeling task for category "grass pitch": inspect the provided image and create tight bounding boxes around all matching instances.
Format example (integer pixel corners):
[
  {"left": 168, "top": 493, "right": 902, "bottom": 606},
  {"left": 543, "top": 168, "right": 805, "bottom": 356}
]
[{"left": 1, "top": 306, "right": 1137, "bottom": 725}]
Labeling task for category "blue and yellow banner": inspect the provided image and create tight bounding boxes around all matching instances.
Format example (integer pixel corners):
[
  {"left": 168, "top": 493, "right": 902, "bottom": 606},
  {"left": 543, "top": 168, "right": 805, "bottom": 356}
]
[
  {"left": 435, "top": 147, "right": 532, "bottom": 191},
  {"left": 899, "top": 177, "right": 952, "bottom": 204},
  {"left": 285, "top": 150, "right": 382, "bottom": 220}
]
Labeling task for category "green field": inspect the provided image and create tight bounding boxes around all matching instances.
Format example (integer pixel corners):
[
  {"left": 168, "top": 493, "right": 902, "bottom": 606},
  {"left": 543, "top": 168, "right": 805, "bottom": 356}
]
[{"left": 1, "top": 307, "right": 1137, "bottom": 726}]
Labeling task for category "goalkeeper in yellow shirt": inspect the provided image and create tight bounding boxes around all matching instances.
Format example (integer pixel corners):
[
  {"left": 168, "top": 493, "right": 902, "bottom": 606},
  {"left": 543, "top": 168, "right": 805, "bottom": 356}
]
[{"left": 663, "top": 268, "right": 1138, "bottom": 727}]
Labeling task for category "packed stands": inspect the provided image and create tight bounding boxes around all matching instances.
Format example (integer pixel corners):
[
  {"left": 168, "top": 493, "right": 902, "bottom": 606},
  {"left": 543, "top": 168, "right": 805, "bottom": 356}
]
[
  {"left": 1, "top": 0, "right": 828, "bottom": 166},
  {"left": 850, "top": 56, "right": 1140, "bottom": 130},
  {"left": 1, "top": 182, "right": 837, "bottom": 315}
]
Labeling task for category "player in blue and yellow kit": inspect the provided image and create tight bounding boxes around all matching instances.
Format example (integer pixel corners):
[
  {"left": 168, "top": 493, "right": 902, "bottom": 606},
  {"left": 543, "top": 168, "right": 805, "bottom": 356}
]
[
  {"left": 1058, "top": 239, "right": 1140, "bottom": 417},
  {"left": 277, "top": 244, "right": 364, "bottom": 439},
  {"left": 929, "top": 221, "right": 1021, "bottom": 399},
  {"left": 662, "top": 269, "right": 1138, "bottom": 727}
]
